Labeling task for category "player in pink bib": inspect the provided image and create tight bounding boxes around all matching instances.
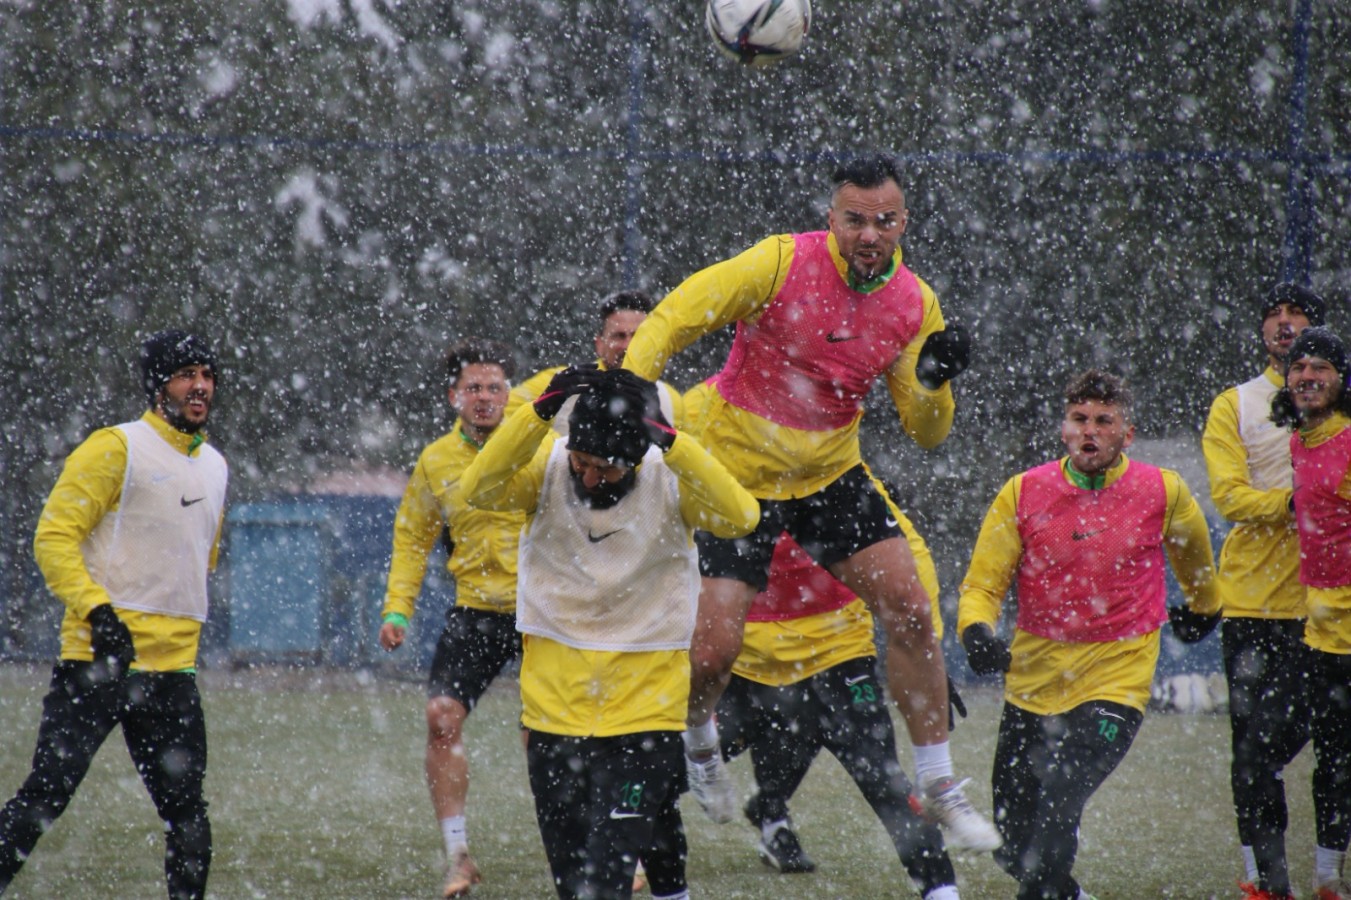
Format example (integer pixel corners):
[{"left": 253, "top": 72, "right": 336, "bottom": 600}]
[
  {"left": 958, "top": 370, "right": 1218, "bottom": 900},
  {"left": 1262, "top": 327, "right": 1351, "bottom": 900},
  {"left": 624, "top": 152, "right": 997, "bottom": 853}
]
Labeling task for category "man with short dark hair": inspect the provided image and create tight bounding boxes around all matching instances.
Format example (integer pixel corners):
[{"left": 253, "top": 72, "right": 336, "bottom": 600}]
[
  {"left": 622, "top": 152, "right": 992, "bottom": 849},
  {"left": 378, "top": 336, "right": 523, "bottom": 897},
  {"left": 460, "top": 367, "right": 759, "bottom": 900},
  {"left": 958, "top": 369, "right": 1219, "bottom": 900},
  {"left": 1200, "top": 282, "right": 1327, "bottom": 896},
  {"left": 1259, "top": 327, "right": 1351, "bottom": 900},
  {"left": 0, "top": 331, "right": 226, "bottom": 899}
]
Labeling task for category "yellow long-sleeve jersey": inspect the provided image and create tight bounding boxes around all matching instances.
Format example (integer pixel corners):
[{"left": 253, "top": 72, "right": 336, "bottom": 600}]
[
  {"left": 957, "top": 456, "right": 1219, "bottom": 715},
  {"left": 33, "top": 412, "right": 223, "bottom": 672},
  {"left": 460, "top": 403, "right": 760, "bottom": 736},
  {"left": 1294, "top": 413, "right": 1351, "bottom": 655},
  {"left": 1203, "top": 368, "right": 1304, "bottom": 618},
  {"left": 381, "top": 420, "right": 526, "bottom": 621},
  {"left": 623, "top": 233, "right": 954, "bottom": 500}
]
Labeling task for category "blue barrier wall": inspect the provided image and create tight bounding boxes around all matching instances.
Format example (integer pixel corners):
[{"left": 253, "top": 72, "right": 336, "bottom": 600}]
[{"left": 218, "top": 494, "right": 455, "bottom": 673}]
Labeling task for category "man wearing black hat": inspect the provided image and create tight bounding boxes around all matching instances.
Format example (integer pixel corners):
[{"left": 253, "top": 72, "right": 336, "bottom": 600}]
[
  {"left": 1261, "top": 327, "right": 1351, "bottom": 900},
  {"left": 0, "top": 330, "right": 226, "bottom": 899},
  {"left": 1199, "top": 283, "right": 1326, "bottom": 896},
  {"left": 459, "top": 366, "right": 759, "bottom": 900}
]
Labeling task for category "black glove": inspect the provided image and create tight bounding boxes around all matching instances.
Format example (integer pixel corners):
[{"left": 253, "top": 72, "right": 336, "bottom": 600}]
[
  {"left": 88, "top": 604, "right": 135, "bottom": 676},
  {"left": 1168, "top": 605, "right": 1221, "bottom": 644},
  {"left": 608, "top": 369, "right": 676, "bottom": 452},
  {"left": 916, "top": 324, "right": 972, "bottom": 390},
  {"left": 947, "top": 675, "right": 967, "bottom": 732},
  {"left": 533, "top": 364, "right": 600, "bottom": 420},
  {"left": 961, "top": 623, "right": 1011, "bottom": 676}
]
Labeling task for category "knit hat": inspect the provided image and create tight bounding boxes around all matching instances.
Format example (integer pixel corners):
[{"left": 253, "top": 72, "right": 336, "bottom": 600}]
[
  {"left": 567, "top": 381, "right": 649, "bottom": 468},
  {"left": 1286, "top": 326, "right": 1349, "bottom": 383},
  {"left": 1262, "top": 283, "right": 1326, "bottom": 328},
  {"left": 139, "top": 330, "right": 217, "bottom": 401}
]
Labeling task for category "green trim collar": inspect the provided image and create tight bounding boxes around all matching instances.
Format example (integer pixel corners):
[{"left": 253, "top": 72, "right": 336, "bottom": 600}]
[{"left": 1063, "top": 458, "right": 1107, "bottom": 491}]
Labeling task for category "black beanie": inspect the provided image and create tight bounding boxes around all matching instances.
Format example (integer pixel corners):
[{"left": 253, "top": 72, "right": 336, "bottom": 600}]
[
  {"left": 1262, "top": 282, "right": 1326, "bottom": 328},
  {"left": 139, "top": 330, "right": 217, "bottom": 402},
  {"left": 1286, "top": 326, "right": 1349, "bottom": 383},
  {"left": 567, "top": 383, "right": 649, "bottom": 468}
]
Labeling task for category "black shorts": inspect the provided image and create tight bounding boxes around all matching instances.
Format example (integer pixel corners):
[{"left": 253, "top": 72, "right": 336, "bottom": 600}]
[
  {"left": 695, "top": 465, "right": 902, "bottom": 590},
  {"left": 427, "top": 605, "right": 522, "bottom": 708}
]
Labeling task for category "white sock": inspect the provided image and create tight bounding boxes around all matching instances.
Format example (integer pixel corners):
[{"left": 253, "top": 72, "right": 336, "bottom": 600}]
[
  {"left": 440, "top": 815, "right": 467, "bottom": 859},
  {"left": 1241, "top": 845, "right": 1257, "bottom": 883},
  {"left": 683, "top": 719, "right": 719, "bottom": 755},
  {"left": 913, "top": 741, "right": 954, "bottom": 787},
  {"left": 1315, "top": 845, "right": 1347, "bottom": 886},
  {"left": 924, "top": 885, "right": 960, "bottom": 900},
  {"left": 1077, "top": 890, "right": 1094, "bottom": 900},
  {"left": 761, "top": 817, "right": 789, "bottom": 842},
  {"left": 652, "top": 891, "right": 689, "bottom": 900}
]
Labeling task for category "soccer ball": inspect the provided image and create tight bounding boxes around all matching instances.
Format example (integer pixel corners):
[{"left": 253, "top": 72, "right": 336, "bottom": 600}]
[{"left": 705, "top": 0, "right": 812, "bottom": 69}]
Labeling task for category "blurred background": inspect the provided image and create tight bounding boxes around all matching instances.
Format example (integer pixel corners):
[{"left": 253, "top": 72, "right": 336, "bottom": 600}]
[{"left": 2, "top": 1, "right": 1347, "bottom": 674}]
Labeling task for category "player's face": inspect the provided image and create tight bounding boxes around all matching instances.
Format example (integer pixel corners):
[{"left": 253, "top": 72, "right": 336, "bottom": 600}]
[
  {"left": 828, "top": 180, "right": 908, "bottom": 283},
  {"left": 595, "top": 310, "right": 647, "bottom": 369},
  {"left": 1061, "top": 400, "right": 1134, "bottom": 476},
  {"left": 449, "top": 363, "right": 510, "bottom": 438},
  {"left": 568, "top": 450, "right": 636, "bottom": 508},
  {"left": 1262, "top": 302, "right": 1312, "bottom": 365},
  {"left": 156, "top": 364, "right": 215, "bottom": 433},
  {"left": 1287, "top": 355, "right": 1343, "bottom": 424}
]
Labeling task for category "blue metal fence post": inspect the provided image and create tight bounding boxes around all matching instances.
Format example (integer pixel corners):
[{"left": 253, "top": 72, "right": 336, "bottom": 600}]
[
  {"left": 622, "top": 0, "right": 648, "bottom": 289},
  {"left": 1280, "top": 0, "right": 1315, "bottom": 284}
]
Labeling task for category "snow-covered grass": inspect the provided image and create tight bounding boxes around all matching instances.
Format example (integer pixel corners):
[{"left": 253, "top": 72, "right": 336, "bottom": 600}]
[{"left": 0, "top": 663, "right": 1318, "bottom": 898}]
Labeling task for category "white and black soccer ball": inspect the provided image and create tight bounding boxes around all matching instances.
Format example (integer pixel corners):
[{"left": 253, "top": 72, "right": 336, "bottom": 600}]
[{"left": 705, "top": 0, "right": 812, "bottom": 69}]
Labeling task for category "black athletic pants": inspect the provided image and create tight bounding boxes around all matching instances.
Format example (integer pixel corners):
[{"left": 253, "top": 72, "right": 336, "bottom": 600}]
[
  {"left": 526, "top": 729, "right": 686, "bottom": 900},
  {"left": 1242, "top": 639, "right": 1351, "bottom": 893},
  {"left": 991, "top": 700, "right": 1141, "bottom": 900},
  {"left": 0, "top": 662, "right": 211, "bottom": 899},
  {"left": 717, "top": 656, "right": 956, "bottom": 894},
  {"left": 1222, "top": 617, "right": 1313, "bottom": 892}
]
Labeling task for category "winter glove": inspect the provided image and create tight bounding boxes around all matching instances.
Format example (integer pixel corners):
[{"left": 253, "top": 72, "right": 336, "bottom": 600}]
[
  {"left": 961, "top": 622, "right": 1011, "bottom": 676},
  {"left": 88, "top": 604, "right": 136, "bottom": 676},
  {"left": 915, "top": 324, "right": 972, "bottom": 390},
  {"left": 533, "top": 364, "right": 600, "bottom": 421},
  {"left": 947, "top": 675, "right": 967, "bottom": 732},
  {"left": 608, "top": 369, "right": 676, "bottom": 452},
  {"left": 1168, "top": 605, "right": 1221, "bottom": 644}
]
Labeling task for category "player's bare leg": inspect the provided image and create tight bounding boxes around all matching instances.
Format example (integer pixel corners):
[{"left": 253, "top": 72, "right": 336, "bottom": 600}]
[
  {"left": 684, "top": 577, "right": 756, "bottom": 823},
  {"left": 426, "top": 697, "right": 482, "bottom": 896},
  {"left": 832, "top": 537, "right": 1002, "bottom": 852}
]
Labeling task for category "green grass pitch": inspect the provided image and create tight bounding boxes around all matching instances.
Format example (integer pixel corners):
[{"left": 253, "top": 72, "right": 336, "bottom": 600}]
[{"left": 0, "top": 664, "right": 1318, "bottom": 898}]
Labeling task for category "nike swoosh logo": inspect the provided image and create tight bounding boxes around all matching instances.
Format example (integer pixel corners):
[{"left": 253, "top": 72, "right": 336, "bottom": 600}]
[
  {"left": 1071, "top": 529, "right": 1104, "bottom": 541},
  {"left": 884, "top": 518, "right": 898, "bottom": 528},
  {"left": 844, "top": 674, "right": 870, "bottom": 686},
  {"left": 825, "top": 332, "right": 860, "bottom": 343},
  {"left": 587, "top": 529, "right": 621, "bottom": 543},
  {"left": 181, "top": 497, "right": 206, "bottom": 507},
  {"left": 608, "top": 809, "right": 643, "bottom": 820},
  {"left": 1096, "top": 709, "right": 1126, "bottom": 721}
]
